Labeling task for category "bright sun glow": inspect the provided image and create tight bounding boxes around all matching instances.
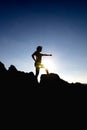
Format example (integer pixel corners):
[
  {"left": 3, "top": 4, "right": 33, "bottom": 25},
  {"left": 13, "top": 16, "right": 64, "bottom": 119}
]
[{"left": 40, "top": 57, "right": 55, "bottom": 75}]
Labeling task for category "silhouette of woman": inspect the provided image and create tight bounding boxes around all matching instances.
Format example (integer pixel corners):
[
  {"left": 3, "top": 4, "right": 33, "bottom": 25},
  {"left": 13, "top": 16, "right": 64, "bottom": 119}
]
[{"left": 32, "top": 46, "right": 52, "bottom": 79}]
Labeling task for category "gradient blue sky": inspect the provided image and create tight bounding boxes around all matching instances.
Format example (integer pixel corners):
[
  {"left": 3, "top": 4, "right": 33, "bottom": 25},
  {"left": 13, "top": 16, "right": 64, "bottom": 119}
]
[{"left": 0, "top": 0, "right": 87, "bottom": 83}]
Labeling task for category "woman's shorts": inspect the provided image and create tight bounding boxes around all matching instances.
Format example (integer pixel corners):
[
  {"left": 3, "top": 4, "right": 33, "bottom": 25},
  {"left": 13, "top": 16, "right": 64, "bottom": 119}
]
[{"left": 35, "top": 62, "right": 44, "bottom": 68}]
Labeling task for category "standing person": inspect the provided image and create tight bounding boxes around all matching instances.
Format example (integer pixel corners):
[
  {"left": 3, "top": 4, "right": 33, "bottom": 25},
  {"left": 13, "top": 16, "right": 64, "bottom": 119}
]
[{"left": 32, "top": 46, "right": 52, "bottom": 79}]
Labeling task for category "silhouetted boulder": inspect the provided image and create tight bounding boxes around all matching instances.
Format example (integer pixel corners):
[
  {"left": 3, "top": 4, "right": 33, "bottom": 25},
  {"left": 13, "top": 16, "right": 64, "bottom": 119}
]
[
  {"left": 0, "top": 62, "right": 38, "bottom": 87},
  {"left": 7, "top": 70, "right": 38, "bottom": 87},
  {"left": 8, "top": 65, "right": 17, "bottom": 72},
  {"left": 70, "top": 82, "right": 85, "bottom": 88},
  {"left": 0, "top": 61, "right": 7, "bottom": 72},
  {"left": 40, "top": 73, "right": 70, "bottom": 88},
  {"left": 0, "top": 62, "right": 7, "bottom": 85}
]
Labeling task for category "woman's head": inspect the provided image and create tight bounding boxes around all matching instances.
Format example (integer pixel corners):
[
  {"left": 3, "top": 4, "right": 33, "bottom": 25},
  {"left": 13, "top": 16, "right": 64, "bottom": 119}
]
[{"left": 36, "top": 46, "right": 42, "bottom": 52}]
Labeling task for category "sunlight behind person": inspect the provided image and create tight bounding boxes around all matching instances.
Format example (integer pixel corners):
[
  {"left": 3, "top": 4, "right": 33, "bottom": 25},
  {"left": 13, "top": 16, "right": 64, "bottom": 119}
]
[
  {"left": 38, "top": 57, "right": 55, "bottom": 82},
  {"left": 40, "top": 57, "right": 55, "bottom": 75}
]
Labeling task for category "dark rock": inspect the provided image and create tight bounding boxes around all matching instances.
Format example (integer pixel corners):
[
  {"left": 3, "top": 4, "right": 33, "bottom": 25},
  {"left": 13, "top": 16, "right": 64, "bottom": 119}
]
[
  {"left": 0, "top": 61, "right": 7, "bottom": 72},
  {"left": 40, "top": 73, "right": 70, "bottom": 88},
  {"left": 8, "top": 65, "right": 17, "bottom": 72}
]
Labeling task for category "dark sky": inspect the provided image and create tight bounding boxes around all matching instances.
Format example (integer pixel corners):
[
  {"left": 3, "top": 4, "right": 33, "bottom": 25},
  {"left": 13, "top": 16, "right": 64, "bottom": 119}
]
[{"left": 0, "top": 0, "right": 87, "bottom": 83}]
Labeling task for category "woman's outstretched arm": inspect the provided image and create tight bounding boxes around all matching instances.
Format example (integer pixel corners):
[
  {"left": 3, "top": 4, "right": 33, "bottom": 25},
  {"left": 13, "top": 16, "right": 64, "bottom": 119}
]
[{"left": 42, "top": 54, "right": 52, "bottom": 56}]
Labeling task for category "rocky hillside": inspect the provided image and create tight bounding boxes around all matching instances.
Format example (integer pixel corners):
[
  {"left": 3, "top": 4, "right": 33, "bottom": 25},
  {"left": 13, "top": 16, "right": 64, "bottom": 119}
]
[{"left": 0, "top": 61, "right": 87, "bottom": 90}]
